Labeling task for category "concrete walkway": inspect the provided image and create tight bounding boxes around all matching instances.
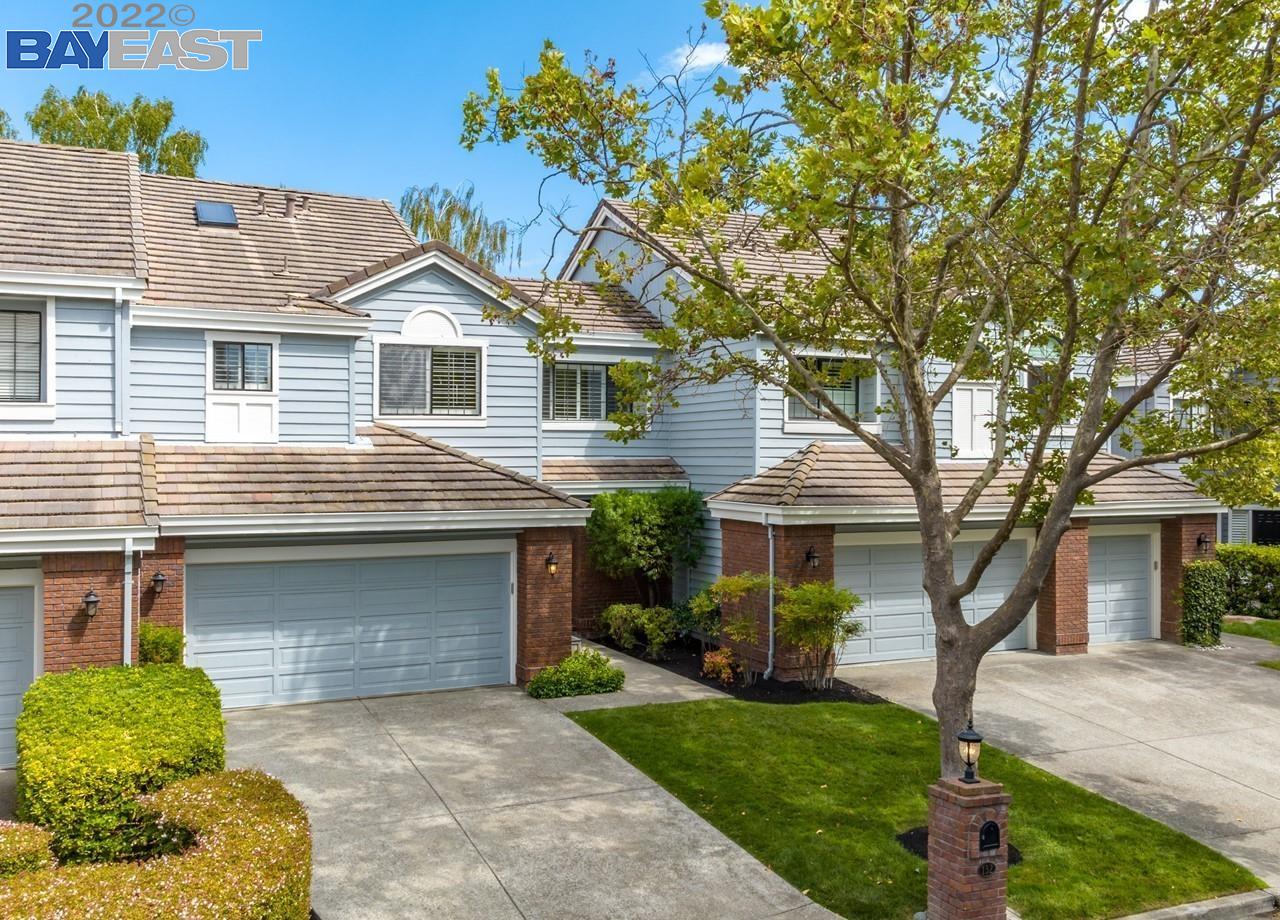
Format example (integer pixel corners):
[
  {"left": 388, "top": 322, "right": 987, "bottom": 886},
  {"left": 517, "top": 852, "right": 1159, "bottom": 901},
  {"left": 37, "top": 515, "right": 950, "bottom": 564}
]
[
  {"left": 544, "top": 639, "right": 728, "bottom": 713},
  {"left": 840, "top": 638, "right": 1280, "bottom": 887},
  {"left": 227, "top": 683, "right": 837, "bottom": 920}
]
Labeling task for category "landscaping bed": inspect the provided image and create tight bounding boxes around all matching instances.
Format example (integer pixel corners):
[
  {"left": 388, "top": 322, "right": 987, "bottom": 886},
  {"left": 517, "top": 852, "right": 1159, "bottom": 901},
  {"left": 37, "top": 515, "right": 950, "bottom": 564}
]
[{"left": 570, "top": 699, "right": 1263, "bottom": 920}]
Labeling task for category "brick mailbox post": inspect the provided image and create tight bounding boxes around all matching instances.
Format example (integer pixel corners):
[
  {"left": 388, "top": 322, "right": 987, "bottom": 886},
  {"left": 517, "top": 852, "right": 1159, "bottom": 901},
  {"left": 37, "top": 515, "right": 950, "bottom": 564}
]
[{"left": 926, "top": 778, "right": 1012, "bottom": 919}]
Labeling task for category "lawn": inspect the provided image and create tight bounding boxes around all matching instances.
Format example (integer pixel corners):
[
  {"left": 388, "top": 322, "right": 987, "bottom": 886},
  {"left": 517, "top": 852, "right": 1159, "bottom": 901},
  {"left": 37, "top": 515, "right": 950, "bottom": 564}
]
[
  {"left": 1223, "top": 618, "right": 1280, "bottom": 669},
  {"left": 570, "top": 701, "right": 1262, "bottom": 920}
]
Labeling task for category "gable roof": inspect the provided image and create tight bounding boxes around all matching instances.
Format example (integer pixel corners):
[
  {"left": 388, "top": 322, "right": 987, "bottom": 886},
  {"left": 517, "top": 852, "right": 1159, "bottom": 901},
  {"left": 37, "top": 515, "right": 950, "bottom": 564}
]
[
  {"left": 540, "top": 457, "right": 686, "bottom": 483},
  {"left": 0, "top": 139, "right": 148, "bottom": 280},
  {"left": 507, "top": 278, "right": 662, "bottom": 334}
]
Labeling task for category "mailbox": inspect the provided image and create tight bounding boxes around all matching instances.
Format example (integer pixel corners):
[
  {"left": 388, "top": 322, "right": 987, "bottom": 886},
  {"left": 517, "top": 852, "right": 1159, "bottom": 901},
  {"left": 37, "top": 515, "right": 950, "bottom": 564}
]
[{"left": 979, "top": 820, "right": 1001, "bottom": 853}]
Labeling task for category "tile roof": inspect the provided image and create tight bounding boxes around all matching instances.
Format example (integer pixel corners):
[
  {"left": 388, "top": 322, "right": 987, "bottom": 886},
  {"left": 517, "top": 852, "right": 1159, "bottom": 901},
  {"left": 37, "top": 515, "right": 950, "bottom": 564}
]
[
  {"left": 316, "top": 239, "right": 511, "bottom": 301},
  {"left": 541, "top": 457, "right": 687, "bottom": 483},
  {"left": 712, "top": 441, "right": 1206, "bottom": 508},
  {"left": 0, "top": 439, "right": 153, "bottom": 531},
  {"left": 507, "top": 278, "right": 663, "bottom": 334},
  {"left": 137, "top": 173, "right": 416, "bottom": 315},
  {"left": 0, "top": 140, "right": 148, "bottom": 279},
  {"left": 1115, "top": 338, "right": 1179, "bottom": 378},
  {"left": 151, "top": 425, "right": 586, "bottom": 517}
]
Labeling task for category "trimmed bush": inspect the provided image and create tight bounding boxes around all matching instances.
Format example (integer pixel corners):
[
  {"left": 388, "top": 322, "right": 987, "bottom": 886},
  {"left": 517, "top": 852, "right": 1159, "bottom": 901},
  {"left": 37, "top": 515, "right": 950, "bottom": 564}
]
[
  {"left": 1218, "top": 543, "right": 1280, "bottom": 619},
  {"left": 527, "top": 648, "right": 626, "bottom": 699},
  {"left": 775, "top": 580, "right": 863, "bottom": 691},
  {"left": 0, "top": 822, "right": 53, "bottom": 878},
  {"left": 138, "top": 622, "right": 185, "bottom": 665},
  {"left": 1181, "top": 560, "right": 1228, "bottom": 647},
  {"left": 16, "top": 664, "right": 225, "bottom": 863},
  {"left": 0, "top": 769, "right": 311, "bottom": 919},
  {"left": 599, "top": 603, "right": 679, "bottom": 659}
]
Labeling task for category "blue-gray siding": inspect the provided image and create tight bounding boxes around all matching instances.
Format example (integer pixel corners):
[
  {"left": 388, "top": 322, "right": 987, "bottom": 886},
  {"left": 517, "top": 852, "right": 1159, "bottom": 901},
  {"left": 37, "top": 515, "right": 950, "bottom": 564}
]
[{"left": 278, "top": 336, "right": 353, "bottom": 442}]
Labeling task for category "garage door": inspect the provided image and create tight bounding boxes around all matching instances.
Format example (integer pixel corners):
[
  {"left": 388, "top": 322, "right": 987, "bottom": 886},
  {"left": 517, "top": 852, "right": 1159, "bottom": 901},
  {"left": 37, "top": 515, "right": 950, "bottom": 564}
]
[
  {"left": 187, "top": 553, "right": 511, "bottom": 708},
  {"left": 0, "top": 587, "right": 35, "bottom": 768},
  {"left": 836, "top": 538, "right": 1028, "bottom": 664},
  {"left": 1088, "top": 535, "right": 1152, "bottom": 643}
]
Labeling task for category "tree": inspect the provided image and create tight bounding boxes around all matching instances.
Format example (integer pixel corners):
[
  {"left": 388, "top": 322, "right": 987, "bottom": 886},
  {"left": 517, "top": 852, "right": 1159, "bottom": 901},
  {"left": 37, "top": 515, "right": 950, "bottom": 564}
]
[
  {"left": 586, "top": 488, "right": 704, "bottom": 606},
  {"left": 25, "top": 86, "right": 207, "bottom": 176},
  {"left": 463, "top": 0, "right": 1280, "bottom": 773},
  {"left": 0, "top": 109, "right": 16, "bottom": 141},
  {"left": 399, "top": 183, "right": 521, "bottom": 270}
]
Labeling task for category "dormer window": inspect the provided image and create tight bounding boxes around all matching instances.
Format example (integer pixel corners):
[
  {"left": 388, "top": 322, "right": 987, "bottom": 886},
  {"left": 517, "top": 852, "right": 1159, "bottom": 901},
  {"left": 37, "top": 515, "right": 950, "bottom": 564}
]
[{"left": 205, "top": 333, "right": 279, "bottom": 443}]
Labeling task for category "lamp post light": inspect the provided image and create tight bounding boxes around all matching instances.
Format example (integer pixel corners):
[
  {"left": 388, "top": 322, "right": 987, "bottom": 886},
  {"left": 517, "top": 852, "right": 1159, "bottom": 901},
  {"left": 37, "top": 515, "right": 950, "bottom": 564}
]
[
  {"left": 957, "top": 719, "right": 983, "bottom": 784},
  {"left": 151, "top": 571, "right": 167, "bottom": 594},
  {"left": 545, "top": 552, "right": 558, "bottom": 576},
  {"left": 82, "top": 588, "right": 100, "bottom": 617}
]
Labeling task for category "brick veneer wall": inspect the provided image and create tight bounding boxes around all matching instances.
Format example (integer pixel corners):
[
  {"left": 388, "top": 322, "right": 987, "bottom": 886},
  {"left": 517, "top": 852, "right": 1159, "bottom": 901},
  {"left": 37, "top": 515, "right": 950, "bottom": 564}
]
[
  {"left": 1160, "top": 515, "right": 1217, "bottom": 641},
  {"left": 1035, "top": 519, "right": 1090, "bottom": 655},
  {"left": 926, "top": 778, "right": 1012, "bottom": 920},
  {"left": 569, "top": 527, "right": 645, "bottom": 636},
  {"left": 43, "top": 552, "right": 134, "bottom": 671},
  {"left": 718, "top": 519, "right": 835, "bottom": 680},
  {"left": 516, "top": 527, "right": 575, "bottom": 682},
  {"left": 138, "top": 537, "right": 185, "bottom": 630}
]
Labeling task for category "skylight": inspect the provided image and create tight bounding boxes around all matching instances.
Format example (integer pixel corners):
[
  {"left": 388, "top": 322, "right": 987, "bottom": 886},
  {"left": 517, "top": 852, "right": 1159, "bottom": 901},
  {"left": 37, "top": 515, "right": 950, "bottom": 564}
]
[{"left": 194, "top": 200, "right": 238, "bottom": 227}]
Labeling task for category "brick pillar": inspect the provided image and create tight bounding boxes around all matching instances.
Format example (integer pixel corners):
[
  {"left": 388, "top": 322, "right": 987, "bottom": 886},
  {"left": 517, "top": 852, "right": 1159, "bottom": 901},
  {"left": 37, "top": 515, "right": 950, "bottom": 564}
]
[
  {"left": 1160, "top": 515, "right": 1218, "bottom": 641},
  {"left": 43, "top": 552, "right": 127, "bottom": 671},
  {"left": 718, "top": 519, "right": 835, "bottom": 680},
  {"left": 927, "top": 778, "right": 1012, "bottom": 920},
  {"left": 1036, "top": 519, "right": 1089, "bottom": 655},
  {"left": 570, "top": 526, "right": 645, "bottom": 636},
  {"left": 139, "top": 537, "right": 185, "bottom": 630},
  {"left": 516, "top": 527, "right": 574, "bottom": 683}
]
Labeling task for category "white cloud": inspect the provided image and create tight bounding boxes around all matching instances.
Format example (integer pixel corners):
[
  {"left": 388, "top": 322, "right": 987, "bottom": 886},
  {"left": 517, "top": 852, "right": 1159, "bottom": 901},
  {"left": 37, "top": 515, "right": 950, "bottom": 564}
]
[{"left": 660, "top": 41, "right": 731, "bottom": 75}]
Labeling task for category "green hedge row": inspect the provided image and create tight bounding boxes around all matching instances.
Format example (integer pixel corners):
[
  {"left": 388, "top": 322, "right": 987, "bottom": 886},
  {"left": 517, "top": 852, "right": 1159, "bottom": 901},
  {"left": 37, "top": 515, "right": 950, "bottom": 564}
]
[
  {"left": 527, "top": 648, "right": 626, "bottom": 699},
  {"left": 0, "top": 769, "right": 311, "bottom": 919},
  {"left": 1217, "top": 543, "right": 1280, "bottom": 619},
  {"left": 0, "top": 821, "right": 53, "bottom": 879},
  {"left": 16, "top": 665, "right": 225, "bottom": 862},
  {"left": 1181, "top": 560, "right": 1227, "bottom": 647}
]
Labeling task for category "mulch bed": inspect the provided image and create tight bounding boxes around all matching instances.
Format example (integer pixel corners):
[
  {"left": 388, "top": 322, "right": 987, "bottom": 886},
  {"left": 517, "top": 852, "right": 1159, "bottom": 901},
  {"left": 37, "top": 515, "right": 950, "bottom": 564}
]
[
  {"left": 896, "top": 825, "right": 1023, "bottom": 865},
  {"left": 599, "top": 636, "right": 887, "bottom": 705}
]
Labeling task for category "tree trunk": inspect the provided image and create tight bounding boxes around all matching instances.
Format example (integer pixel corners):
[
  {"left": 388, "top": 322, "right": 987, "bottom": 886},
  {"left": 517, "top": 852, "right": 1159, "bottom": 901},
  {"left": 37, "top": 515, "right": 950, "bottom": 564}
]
[{"left": 933, "top": 639, "right": 982, "bottom": 778}]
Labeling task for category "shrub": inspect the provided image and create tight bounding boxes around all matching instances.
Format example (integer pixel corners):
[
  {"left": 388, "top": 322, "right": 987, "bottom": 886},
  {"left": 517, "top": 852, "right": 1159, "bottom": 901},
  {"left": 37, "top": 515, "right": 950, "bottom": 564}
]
[
  {"left": 1181, "top": 560, "right": 1228, "bottom": 647},
  {"left": 701, "top": 648, "right": 739, "bottom": 685},
  {"left": 775, "top": 581, "right": 863, "bottom": 691},
  {"left": 0, "top": 822, "right": 53, "bottom": 878},
  {"left": 599, "top": 603, "right": 679, "bottom": 659},
  {"left": 0, "top": 770, "right": 311, "bottom": 919},
  {"left": 138, "top": 621, "right": 185, "bottom": 664},
  {"left": 587, "top": 488, "right": 704, "bottom": 605},
  {"left": 16, "top": 664, "right": 225, "bottom": 863},
  {"left": 1218, "top": 543, "right": 1280, "bottom": 619},
  {"left": 527, "top": 648, "right": 626, "bottom": 699}
]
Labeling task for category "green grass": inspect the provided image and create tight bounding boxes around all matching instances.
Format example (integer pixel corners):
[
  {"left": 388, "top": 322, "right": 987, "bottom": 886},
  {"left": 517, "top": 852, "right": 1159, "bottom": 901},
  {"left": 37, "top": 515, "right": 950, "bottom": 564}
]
[
  {"left": 1222, "top": 619, "right": 1280, "bottom": 669},
  {"left": 570, "top": 701, "right": 1262, "bottom": 920}
]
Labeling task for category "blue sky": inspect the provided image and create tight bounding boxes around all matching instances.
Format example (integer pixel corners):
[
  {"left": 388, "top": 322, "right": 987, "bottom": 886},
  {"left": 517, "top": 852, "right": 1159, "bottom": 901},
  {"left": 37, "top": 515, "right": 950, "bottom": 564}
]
[{"left": 0, "top": 0, "right": 725, "bottom": 274}]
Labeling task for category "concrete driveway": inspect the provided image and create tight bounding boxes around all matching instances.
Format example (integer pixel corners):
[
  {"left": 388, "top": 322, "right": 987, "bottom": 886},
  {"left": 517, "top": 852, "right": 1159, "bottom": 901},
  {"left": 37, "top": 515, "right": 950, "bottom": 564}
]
[
  {"left": 841, "top": 638, "right": 1280, "bottom": 887},
  {"left": 227, "top": 683, "right": 834, "bottom": 920}
]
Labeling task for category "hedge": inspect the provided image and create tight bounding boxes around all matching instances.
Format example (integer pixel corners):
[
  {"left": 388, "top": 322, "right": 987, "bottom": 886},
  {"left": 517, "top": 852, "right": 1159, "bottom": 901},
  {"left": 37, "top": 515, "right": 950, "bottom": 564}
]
[
  {"left": 0, "top": 769, "right": 311, "bottom": 919},
  {"left": 1217, "top": 543, "right": 1280, "bottom": 619},
  {"left": 1181, "top": 560, "right": 1227, "bottom": 647},
  {"left": 527, "top": 648, "right": 626, "bottom": 699},
  {"left": 0, "top": 821, "right": 53, "bottom": 878},
  {"left": 138, "top": 622, "right": 185, "bottom": 665},
  {"left": 16, "top": 665, "right": 225, "bottom": 863}
]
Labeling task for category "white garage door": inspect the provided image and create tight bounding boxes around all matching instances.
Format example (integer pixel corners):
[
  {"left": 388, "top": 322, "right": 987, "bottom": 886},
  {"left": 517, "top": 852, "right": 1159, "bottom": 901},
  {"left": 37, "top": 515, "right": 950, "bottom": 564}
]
[
  {"left": 187, "top": 552, "right": 511, "bottom": 708},
  {"left": 837, "top": 538, "right": 1029, "bottom": 664},
  {"left": 0, "top": 586, "right": 35, "bottom": 768},
  {"left": 1088, "top": 535, "right": 1152, "bottom": 643}
]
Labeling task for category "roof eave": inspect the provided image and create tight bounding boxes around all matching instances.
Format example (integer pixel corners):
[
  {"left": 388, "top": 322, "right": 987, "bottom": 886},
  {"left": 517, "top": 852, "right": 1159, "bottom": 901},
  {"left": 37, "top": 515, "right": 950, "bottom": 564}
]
[
  {"left": 706, "top": 497, "right": 1225, "bottom": 526},
  {"left": 0, "top": 525, "right": 158, "bottom": 555},
  {"left": 159, "top": 507, "right": 592, "bottom": 538}
]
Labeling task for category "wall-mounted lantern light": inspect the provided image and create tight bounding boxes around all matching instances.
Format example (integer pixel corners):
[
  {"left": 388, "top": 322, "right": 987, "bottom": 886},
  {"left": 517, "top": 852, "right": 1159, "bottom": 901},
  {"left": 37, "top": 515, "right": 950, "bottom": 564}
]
[
  {"left": 804, "top": 545, "right": 821, "bottom": 569},
  {"left": 545, "top": 552, "right": 558, "bottom": 576},
  {"left": 151, "top": 571, "right": 167, "bottom": 594},
  {"left": 1196, "top": 532, "right": 1212, "bottom": 553},
  {"left": 82, "top": 588, "right": 101, "bottom": 618},
  {"left": 957, "top": 719, "right": 983, "bottom": 784}
]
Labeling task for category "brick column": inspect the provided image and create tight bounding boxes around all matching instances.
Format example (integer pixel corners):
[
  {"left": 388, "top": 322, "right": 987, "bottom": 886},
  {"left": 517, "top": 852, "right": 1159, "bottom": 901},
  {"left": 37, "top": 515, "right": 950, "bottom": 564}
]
[
  {"left": 1036, "top": 519, "right": 1089, "bottom": 655},
  {"left": 516, "top": 527, "right": 575, "bottom": 682},
  {"left": 718, "top": 520, "right": 835, "bottom": 680},
  {"left": 43, "top": 552, "right": 127, "bottom": 671},
  {"left": 570, "top": 526, "right": 644, "bottom": 636},
  {"left": 1160, "top": 515, "right": 1218, "bottom": 641},
  {"left": 139, "top": 537, "right": 185, "bottom": 630},
  {"left": 927, "top": 778, "right": 1012, "bottom": 920}
]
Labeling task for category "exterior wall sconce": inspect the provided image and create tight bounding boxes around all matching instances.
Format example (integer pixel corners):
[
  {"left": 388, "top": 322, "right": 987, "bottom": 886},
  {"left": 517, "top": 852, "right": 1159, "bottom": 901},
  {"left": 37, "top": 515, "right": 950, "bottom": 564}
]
[
  {"left": 151, "top": 572, "right": 167, "bottom": 594},
  {"left": 957, "top": 719, "right": 983, "bottom": 784},
  {"left": 545, "top": 552, "right": 558, "bottom": 576},
  {"left": 1196, "top": 532, "right": 1212, "bottom": 553},
  {"left": 804, "top": 545, "right": 821, "bottom": 569},
  {"left": 82, "top": 588, "right": 101, "bottom": 617}
]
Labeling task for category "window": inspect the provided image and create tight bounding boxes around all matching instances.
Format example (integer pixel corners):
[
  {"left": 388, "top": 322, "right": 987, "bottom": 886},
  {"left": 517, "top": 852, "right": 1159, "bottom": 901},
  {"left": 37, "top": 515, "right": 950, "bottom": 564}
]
[
  {"left": 785, "top": 357, "right": 875, "bottom": 423},
  {"left": 0, "top": 310, "right": 41, "bottom": 402},
  {"left": 541, "top": 363, "right": 619, "bottom": 422},
  {"left": 378, "top": 344, "right": 481, "bottom": 418},
  {"left": 212, "top": 342, "right": 273, "bottom": 391},
  {"left": 953, "top": 383, "right": 997, "bottom": 458}
]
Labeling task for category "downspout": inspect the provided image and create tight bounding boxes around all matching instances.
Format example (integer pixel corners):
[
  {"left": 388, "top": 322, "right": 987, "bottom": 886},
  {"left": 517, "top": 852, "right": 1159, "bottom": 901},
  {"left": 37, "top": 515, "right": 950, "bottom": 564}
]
[
  {"left": 122, "top": 538, "right": 134, "bottom": 665},
  {"left": 764, "top": 519, "right": 776, "bottom": 680},
  {"left": 113, "top": 289, "right": 125, "bottom": 436}
]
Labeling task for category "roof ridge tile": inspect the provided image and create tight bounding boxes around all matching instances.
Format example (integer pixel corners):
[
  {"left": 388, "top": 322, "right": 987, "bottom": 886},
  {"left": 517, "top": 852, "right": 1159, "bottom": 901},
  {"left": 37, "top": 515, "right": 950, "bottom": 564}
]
[{"left": 779, "top": 441, "right": 824, "bottom": 506}]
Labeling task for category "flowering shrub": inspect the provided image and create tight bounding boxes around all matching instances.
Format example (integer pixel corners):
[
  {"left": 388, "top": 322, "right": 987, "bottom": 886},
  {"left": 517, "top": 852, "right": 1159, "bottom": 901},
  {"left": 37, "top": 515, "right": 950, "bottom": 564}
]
[
  {"left": 527, "top": 648, "right": 626, "bottom": 699},
  {"left": 700, "top": 648, "right": 739, "bottom": 685},
  {"left": 0, "top": 770, "right": 311, "bottom": 919},
  {"left": 0, "top": 821, "right": 53, "bottom": 878}
]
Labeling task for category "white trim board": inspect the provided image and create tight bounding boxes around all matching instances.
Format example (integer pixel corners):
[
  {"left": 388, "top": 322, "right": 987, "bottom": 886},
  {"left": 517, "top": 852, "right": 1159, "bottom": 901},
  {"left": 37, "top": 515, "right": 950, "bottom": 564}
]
[
  {"left": 0, "top": 527, "right": 157, "bottom": 555},
  {"left": 708, "top": 497, "right": 1225, "bottom": 526},
  {"left": 131, "top": 304, "right": 371, "bottom": 338},
  {"left": 161, "top": 507, "right": 591, "bottom": 537},
  {"left": 187, "top": 537, "right": 517, "bottom": 566},
  {"left": 0, "top": 270, "right": 144, "bottom": 301}
]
